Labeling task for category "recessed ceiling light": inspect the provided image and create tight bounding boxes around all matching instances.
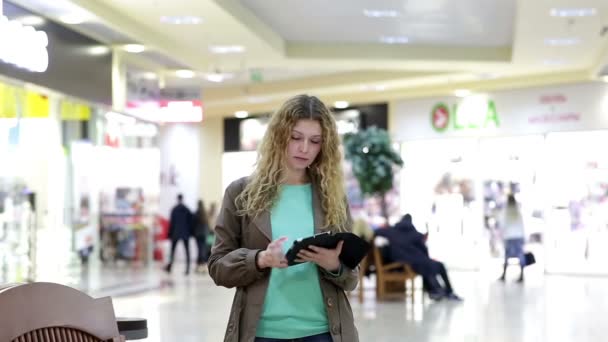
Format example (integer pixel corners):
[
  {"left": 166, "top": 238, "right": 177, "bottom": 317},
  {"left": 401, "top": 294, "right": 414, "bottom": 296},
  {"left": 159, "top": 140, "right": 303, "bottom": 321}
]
[
  {"left": 544, "top": 38, "right": 580, "bottom": 46},
  {"left": 454, "top": 89, "right": 472, "bottom": 97},
  {"left": 205, "top": 73, "right": 234, "bottom": 83},
  {"left": 361, "top": 84, "right": 387, "bottom": 91},
  {"left": 141, "top": 72, "right": 158, "bottom": 80},
  {"left": 123, "top": 44, "right": 145, "bottom": 53},
  {"left": 160, "top": 16, "right": 203, "bottom": 25},
  {"left": 88, "top": 46, "right": 110, "bottom": 55},
  {"left": 59, "top": 14, "right": 89, "bottom": 25},
  {"left": 542, "top": 59, "right": 567, "bottom": 66},
  {"left": 550, "top": 8, "right": 596, "bottom": 17},
  {"left": 235, "top": 111, "right": 249, "bottom": 118},
  {"left": 18, "top": 16, "right": 45, "bottom": 26},
  {"left": 380, "top": 36, "right": 409, "bottom": 44},
  {"left": 477, "top": 73, "right": 500, "bottom": 80},
  {"left": 175, "top": 69, "right": 196, "bottom": 78},
  {"left": 334, "top": 101, "right": 349, "bottom": 109},
  {"left": 363, "top": 9, "right": 400, "bottom": 18},
  {"left": 209, "top": 45, "right": 246, "bottom": 54}
]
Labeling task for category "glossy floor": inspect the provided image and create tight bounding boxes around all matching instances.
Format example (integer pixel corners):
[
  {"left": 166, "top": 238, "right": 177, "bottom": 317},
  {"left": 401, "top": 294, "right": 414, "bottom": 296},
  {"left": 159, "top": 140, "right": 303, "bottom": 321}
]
[{"left": 103, "top": 264, "right": 608, "bottom": 342}]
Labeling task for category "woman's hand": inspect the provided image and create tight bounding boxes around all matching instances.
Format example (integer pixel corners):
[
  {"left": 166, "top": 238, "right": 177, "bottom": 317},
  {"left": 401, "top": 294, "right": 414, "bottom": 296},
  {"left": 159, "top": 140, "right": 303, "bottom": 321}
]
[
  {"left": 296, "top": 240, "right": 343, "bottom": 273},
  {"left": 257, "top": 237, "right": 289, "bottom": 269}
]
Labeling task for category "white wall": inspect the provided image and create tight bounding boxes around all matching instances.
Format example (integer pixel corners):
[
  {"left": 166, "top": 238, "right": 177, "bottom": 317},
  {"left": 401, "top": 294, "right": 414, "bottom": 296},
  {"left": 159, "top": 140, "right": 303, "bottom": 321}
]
[
  {"left": 199, "top": 117, "right": 223, "bottom": 209},
  {"left": 159, "top": 123, "right": 201, "bottom": 218}
]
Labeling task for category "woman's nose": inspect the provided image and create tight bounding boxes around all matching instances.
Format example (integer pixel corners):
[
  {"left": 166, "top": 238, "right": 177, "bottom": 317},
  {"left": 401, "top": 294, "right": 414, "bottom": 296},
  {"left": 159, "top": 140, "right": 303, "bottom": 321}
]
[{"left": 299, "top": 140, "right": 309, "bottom": 152}]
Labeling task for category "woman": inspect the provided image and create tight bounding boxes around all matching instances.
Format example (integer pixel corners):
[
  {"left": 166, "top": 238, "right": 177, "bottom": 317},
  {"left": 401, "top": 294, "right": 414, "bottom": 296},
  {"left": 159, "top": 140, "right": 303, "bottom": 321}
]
[
  {"left": 209, "top": 95, "right": 359, "bottom": 342},
  {"left": 193, "top": 199, "right": 209, "bottom": 273},
  {"left": 499, "top": 193, "right": 526, "bottom": 283}
]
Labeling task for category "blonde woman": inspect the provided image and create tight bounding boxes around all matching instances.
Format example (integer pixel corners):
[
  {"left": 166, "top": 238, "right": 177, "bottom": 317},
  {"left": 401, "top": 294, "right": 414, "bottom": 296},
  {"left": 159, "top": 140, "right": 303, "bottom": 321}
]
[{"left": 209, "top": 95, "right": 359, "bottom": 342}]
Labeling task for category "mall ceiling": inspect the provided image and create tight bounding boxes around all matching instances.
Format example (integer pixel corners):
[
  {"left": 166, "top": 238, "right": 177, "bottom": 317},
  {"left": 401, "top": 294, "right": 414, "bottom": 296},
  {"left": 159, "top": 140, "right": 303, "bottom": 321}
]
[{"left": 8, "top": 0, "right": 608, "bottom": 116}]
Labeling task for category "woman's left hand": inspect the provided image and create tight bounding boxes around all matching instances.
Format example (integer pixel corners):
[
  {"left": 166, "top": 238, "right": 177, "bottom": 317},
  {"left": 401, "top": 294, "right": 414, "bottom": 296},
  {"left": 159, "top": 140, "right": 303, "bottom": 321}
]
[{"left": 296, "top": 240, "right": 343, "bottom": 273}]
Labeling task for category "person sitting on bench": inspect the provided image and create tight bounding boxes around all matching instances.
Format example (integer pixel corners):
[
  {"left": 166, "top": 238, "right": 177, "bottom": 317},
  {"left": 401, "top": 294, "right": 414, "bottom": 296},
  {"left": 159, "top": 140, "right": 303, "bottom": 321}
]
[{"left": 375, "top": 214, "right": 462, "bottom": 301}]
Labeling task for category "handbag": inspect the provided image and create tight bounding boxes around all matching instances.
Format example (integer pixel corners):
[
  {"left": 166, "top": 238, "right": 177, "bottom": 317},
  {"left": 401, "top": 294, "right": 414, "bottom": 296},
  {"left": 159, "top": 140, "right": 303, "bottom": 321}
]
[{"left": 524, "top": 252, "right": 536, "bottom": 266}]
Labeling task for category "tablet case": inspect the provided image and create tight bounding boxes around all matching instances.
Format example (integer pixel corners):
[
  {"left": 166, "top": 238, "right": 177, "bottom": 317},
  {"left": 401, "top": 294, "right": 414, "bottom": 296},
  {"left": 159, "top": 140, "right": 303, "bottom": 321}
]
[{"left": 285, "top": 231, "right": 371, "bottom": 269}]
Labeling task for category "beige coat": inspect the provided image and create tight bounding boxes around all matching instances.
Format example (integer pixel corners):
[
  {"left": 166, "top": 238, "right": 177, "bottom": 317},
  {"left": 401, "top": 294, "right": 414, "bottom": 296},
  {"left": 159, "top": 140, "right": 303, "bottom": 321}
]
[{"left": 209, "top": 177, "right": 360, "bottom": 342}]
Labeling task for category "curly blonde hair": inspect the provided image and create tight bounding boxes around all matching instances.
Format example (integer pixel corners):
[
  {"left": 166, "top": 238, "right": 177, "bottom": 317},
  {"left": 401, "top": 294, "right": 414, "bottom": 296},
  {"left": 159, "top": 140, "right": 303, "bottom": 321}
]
[{"left": 236, "top": 94, "right": 349, "bottom": 232}]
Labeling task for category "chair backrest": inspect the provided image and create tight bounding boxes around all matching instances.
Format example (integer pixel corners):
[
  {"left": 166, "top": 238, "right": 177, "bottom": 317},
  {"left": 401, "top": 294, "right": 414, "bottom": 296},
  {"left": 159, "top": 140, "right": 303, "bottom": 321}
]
[{"left": 0, "top": 282, "right": 122, "bottom": 342}]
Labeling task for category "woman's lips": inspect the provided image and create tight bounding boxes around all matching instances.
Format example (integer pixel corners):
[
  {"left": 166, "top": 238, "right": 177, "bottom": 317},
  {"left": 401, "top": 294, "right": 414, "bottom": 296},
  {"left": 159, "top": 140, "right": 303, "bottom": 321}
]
[{"left": 294, "top": 156, "right": 308, "bottom": 162}]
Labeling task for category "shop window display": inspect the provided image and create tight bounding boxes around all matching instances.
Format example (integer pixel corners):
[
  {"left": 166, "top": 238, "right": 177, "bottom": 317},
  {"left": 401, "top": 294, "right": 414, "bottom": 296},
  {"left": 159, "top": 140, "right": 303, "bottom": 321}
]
[{"left": 0, "top": 179, "right": 36, "bottom": 283}]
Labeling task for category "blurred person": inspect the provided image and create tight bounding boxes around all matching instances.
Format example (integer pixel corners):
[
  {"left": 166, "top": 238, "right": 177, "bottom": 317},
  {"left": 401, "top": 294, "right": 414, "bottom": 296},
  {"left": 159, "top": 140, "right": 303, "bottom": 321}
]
[
  {"left": 375, "top": 214, "right": 463, "bottom": 301},
  {"left": 499, "top": 193, "right": 526, "bottom": 283},
  {"left": 209, "top": 95, "right": 359, "bottom": 342},
  {"left": 204, "top": 201, "right": 218, "bottom": 261},
  {"left": 193, "top": 199, "right": 210, "bottom": 274},
  {"left": 164, "top": 194, "right": 193, "bottom": 275}
]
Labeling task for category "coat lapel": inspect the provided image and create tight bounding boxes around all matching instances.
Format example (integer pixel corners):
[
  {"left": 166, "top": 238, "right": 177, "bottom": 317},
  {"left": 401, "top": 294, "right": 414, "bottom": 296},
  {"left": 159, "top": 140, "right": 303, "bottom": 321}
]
[{"left": 252, "top": 210, "right": 272, "bottom": 241}]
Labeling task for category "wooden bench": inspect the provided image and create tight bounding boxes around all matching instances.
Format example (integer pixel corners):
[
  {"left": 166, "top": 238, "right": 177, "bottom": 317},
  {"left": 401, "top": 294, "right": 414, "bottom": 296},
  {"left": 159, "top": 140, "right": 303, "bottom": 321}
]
[{"left": 358, "top": 243, "right": 421, "bottom": 302}]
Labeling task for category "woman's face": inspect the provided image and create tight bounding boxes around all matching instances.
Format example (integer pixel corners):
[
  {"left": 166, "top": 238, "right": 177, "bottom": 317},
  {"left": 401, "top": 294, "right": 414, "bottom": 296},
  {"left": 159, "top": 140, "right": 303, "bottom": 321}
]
[{"left": 285, "top": 119, "right": 323, "bottom": 172}]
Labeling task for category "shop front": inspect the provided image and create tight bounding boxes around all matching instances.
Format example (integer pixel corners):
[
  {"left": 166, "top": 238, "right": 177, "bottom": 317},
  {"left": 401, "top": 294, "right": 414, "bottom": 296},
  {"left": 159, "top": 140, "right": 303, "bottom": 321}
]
[
  {"left": 1, "top": 1, "right": 113, "bottom": 283},
  {"left": 392, "top": 81, "right": 608, "bottom": 275}
]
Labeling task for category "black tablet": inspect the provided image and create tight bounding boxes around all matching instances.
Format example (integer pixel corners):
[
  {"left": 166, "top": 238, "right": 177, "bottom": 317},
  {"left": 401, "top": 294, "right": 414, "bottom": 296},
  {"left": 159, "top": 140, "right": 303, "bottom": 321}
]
[{"left": 285, "top": 231, "right": 371, "bottom": 269}]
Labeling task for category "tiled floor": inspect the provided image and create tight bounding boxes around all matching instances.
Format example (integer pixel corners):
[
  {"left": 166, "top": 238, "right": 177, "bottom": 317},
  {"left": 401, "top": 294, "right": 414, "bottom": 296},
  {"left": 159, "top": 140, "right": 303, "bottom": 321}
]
[{"left": 103, "top": 263, "right": 608, "bottom": 342}]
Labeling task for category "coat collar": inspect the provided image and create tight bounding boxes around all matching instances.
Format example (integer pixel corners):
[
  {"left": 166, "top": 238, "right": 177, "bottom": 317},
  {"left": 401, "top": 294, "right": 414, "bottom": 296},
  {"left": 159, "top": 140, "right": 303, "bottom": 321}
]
[{"left": 252, "top": 182, "right": 325, "bottom": 242}]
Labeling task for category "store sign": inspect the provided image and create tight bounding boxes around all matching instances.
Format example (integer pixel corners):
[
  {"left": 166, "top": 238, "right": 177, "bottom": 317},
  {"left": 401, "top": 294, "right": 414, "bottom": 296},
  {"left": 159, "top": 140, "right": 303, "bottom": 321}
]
[
  {"left": 0, "top": 81, "right": 49, "bottom": 118},
  {"left": 60, "top": 100, "right": 91, "bottom": 120},
  {"left": 431, "top": 98, "right": 500, "bottom": 132},
  {"left": 126, "top": 100, "right": 203, "bottom": 123},
  {"left": 0, "top": 16, "right": 49, "bottom": 72}
]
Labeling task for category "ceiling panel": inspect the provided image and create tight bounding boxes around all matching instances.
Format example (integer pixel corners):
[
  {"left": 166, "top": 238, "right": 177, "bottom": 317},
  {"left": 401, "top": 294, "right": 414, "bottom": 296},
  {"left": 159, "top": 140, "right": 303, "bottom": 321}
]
[{"left": 240, "top": 0, "right": 515, "bottom": 46}]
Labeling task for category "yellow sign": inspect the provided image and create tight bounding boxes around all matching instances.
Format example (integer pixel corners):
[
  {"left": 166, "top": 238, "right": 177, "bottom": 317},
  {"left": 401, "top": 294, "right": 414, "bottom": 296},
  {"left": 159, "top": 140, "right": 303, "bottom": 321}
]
[
  {"left": 60, "top": 100, "right": 91, "bottom": 120},
  {"left": 0, "top": 82, "right": 20, "bottom": 118},
  {"left": 24, "top": 91, "right": 50, "bottom": 118},
  {"left": 0, "top": 81, "right": 50, "bottom": 118}
]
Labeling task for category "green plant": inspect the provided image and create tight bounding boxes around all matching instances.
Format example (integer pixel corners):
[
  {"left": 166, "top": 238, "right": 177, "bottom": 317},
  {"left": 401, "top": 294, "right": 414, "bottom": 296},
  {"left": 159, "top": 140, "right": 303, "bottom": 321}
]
[{"left": 343, "top": 127, "right": 403, "bottom": 223}]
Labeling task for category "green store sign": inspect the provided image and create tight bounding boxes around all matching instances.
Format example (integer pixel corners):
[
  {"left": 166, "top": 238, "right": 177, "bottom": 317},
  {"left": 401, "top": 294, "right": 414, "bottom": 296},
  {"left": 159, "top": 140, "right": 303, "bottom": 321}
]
[{"left": 431, "top": 99, "right": 500, "bottom": 132}]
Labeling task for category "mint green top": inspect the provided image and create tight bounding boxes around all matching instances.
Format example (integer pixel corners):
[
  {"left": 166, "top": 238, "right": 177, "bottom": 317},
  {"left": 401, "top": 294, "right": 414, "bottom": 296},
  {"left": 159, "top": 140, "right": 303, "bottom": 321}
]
[{"left": 256, "top": 184, "right": 329, "bottom": 339}]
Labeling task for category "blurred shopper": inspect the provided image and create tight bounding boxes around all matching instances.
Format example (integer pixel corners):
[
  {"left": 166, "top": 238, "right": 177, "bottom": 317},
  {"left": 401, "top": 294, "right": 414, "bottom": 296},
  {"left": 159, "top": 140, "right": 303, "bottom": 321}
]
[
  {"left": 164, "top": 194, "right": 193, "bottom": 275},
  {"left": 209, "top": 95, "right": 359, "bottom": 342},
  {"left": 375, "top": 214, "right": 463, "bottom": 301},
  {"left": 203, "top": 202, "right": 218, "bottom": 261},
  {"left": 499, "top": 193, "right": 526, "bottom": 283},
  {"left": 193, "top": 199, "right": 210, "bottom": 273}
]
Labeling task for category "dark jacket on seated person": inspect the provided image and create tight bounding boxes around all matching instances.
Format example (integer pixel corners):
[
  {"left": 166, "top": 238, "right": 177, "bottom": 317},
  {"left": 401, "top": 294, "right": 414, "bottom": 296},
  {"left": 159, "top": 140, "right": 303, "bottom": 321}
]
[{"left": 375, "top": 214, "right": 434, "bottom": 278}]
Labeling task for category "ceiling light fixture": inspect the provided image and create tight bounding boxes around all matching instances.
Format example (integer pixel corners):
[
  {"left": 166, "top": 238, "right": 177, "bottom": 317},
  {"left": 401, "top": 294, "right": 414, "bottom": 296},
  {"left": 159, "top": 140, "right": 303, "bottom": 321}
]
[
  {"left": 380, "top": 36, "right": 409, "bottom": 44},
  {"left": 544, "top": 38, "right": 580, "bottom": 46},
  {"left": 141, "top": 72, "right": 157, "bottom": 80},
  {"left": 18, "top": 16, "right": 45, "bottom": 26},
  {"left": 160, "top": 16, "right": 203, "bottom": 25},
  {"left": 122, "top": 44, "right": 145, "bottom": 53},
  {"left": 334, "top": 101, "right": 349, "bottom": 109},
  {"left": 550, "top": 8, "right": 596, "bottom": 17},
  {"left": 209, "top": 45, "right": 246, "bottom": 54},
  {"left": 59, "top": 14, "right": 88, "bottom": 25},
  {"left": 175, "top": 69, "right": 196, "bottom": 78},
  {"left": 454, "top": 89, "right": 472, "bottom": 97},
  {"left": 235, "top": 111, "right": 249, "bottom": 118},
  {"left": 363, "top": 9, "right": 400, "bottom": 18},
  {"left": 88, "top": 46, "right": 110, "bottom": 55}
]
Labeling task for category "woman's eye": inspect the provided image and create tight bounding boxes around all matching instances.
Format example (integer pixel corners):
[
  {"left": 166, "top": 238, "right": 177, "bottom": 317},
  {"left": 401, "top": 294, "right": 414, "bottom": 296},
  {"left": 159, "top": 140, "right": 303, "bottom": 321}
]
[
  {"left": 291, "top": 136, "right": 301, "bottom": 140},
  {"left": 311, "top": 140, "right": 321, "bottom": 144}
]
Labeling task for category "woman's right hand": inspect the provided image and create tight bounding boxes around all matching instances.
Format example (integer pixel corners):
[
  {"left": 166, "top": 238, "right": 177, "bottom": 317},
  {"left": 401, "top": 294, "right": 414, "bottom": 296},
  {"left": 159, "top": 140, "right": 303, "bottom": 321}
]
[{"left": 257, "top": 237, "right": 289, "bottom": 269}]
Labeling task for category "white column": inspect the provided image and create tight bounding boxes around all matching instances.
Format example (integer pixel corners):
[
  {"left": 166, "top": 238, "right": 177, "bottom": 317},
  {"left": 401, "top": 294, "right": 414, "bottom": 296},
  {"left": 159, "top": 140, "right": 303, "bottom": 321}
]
[{"left": 111, "top": 48, "right": 127, "bottom": 112}]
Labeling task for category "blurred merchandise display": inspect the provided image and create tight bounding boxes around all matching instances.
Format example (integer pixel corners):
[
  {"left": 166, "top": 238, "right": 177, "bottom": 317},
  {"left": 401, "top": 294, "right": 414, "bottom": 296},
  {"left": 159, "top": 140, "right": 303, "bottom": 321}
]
[{"left": 0, "top": 179, "right": 36, "bottom": 283}]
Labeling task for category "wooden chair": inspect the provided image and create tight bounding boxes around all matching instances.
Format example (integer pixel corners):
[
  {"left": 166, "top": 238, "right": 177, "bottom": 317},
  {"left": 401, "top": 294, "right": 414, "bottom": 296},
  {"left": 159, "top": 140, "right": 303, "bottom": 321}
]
[
  {"left": 0, "top": 282, "right": 125, "bottom": 342},
  {"left": 372, "top": 245, "right": 419, "bottom": 301}
]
